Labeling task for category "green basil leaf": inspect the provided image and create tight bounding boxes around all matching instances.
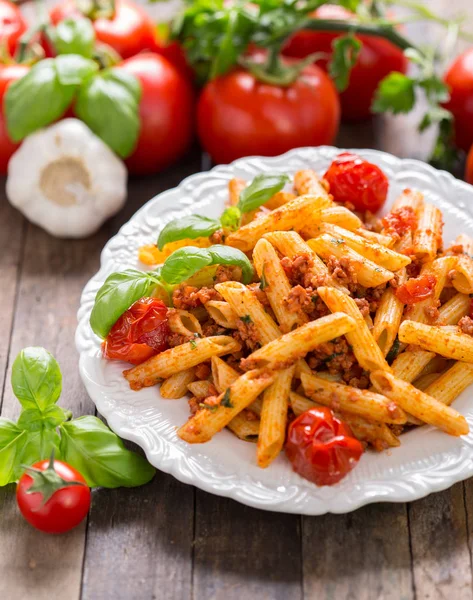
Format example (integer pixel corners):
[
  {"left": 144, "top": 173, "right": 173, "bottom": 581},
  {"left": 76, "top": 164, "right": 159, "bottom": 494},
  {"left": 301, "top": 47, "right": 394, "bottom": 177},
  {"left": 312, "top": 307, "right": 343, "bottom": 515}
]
[
  {"left": 5, "top": 56, "right": 97, "bottom": 142},
  {"left": 220, "top": 206, "right": 241, "bottom": 231},
  {"left": 238, "top": 174, "right": 290, "bottom": 213},
  {"left": 371, "top": 72, "right": 416, "bottom": 115},
  {"left": 207, "top": 245, "right": 253, "bottom": 284},
  {"left": 329, "top": 35, "right": 362, "bottom": 92},
  {"left": 52, "top": 18, "right": 95, "bottom": 58},
  {"left": 157, "top": 215, "right": 221, "bottom": 250},
  {"left": 90, "top": 269, "right": 158, "bottom": 338},
  {"left": 11, "top": 347, "right": 62, "bottom": 412},
  {"left": 59, "top": 416, "right": 155, "bottom": 488},
  {"left": 75, "top": 67, "right": 142, "bottom": 158},
  {"left": 0, "top": 419, "right": 24, "bottom": 485},
  {"left": 161, "top": 247, "right": 213, "bottom": 285},
  {"left": 17, "top": 406, "right": 68, "bottom": 432},
  {"left": 16, "top": 429, "right": 61, "bottom": 478}
]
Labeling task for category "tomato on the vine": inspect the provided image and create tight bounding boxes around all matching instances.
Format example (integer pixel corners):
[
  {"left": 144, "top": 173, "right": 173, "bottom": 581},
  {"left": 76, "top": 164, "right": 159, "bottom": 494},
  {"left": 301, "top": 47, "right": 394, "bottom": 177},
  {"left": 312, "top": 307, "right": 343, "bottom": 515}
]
[
  {"left": 0, "top": 0, "right": 27, "bottom": 56},
  {"left": 444, "top": 48, "right": 473, "bottom": 152},
  {"left": 197, "top": 63, "right": 340, "bottom": 164},
  {"left": 116, "top": 53, "right": 194, "bottom": 175},
  {"left": 466, "top": 144, "right": 473, "bottom": 185},
  {"left": 49, "top": 0, "right": 156, "bottom": 59},
  {"left": 286, "top": 407, "right": 364, "bottom": 486},
  {"left": 283, "top": 4, "right": 408, "bottom": 121},
  {"left": 103, "top": 297, "right": 170, "bottom": 365},
  {"left": 0, "top": 63, "right": 29, "bottom": 174},
  {"left": 324, "top": 152, "right": 389, "bottom": 212},
  {"left": 17, "top": 455, "right": 91, "bottom": 534}
]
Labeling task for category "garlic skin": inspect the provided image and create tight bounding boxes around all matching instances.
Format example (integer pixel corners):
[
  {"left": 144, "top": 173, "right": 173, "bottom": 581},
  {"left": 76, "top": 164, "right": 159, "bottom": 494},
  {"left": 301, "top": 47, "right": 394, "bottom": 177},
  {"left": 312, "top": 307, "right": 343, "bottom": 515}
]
[{"left": 7, "top": 119, "right": 128, "bottom": 238}]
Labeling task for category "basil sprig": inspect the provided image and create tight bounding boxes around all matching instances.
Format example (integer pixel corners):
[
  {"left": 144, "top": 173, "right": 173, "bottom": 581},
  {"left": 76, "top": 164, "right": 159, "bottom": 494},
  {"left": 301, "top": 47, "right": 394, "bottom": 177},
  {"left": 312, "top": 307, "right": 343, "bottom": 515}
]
[
  {"left": 51, "top": 18, "right": 95, "bottom": 58},
  {"left": 0, "top": 347, "right": 155, "bottom": 488},
  {"left": 237, "top": 174, "right": 290, "bottom": 213},
  {"left": 157, "top": 215, "right": 221, "bottom": 250},
  {"left": 161, "top": 245, "right": 253, "bottom": 285}
]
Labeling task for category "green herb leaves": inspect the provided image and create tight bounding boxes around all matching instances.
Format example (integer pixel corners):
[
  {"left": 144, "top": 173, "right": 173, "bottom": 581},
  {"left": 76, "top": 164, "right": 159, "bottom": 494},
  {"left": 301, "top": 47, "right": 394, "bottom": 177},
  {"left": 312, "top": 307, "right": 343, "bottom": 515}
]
[
  {"left": 237, "top": 174, "right": 289, "bottom": 213},
  {"left": 372, "top": 72, "right": 416, "bottom": 114},
  {"left": 158, "top": 215, "right": 221, "bottom": 250},
  {"left": 75, "top": 68, "right": 142, "bottom": 158},
  {"left": 0, "top": 347, "right": 156, "bottom": 488},
  {"left": 329, "top": 35, "right": 362, "bottom": 92},
  {"left": 51, "top": 18, "right": 95, "bottom": 58},
  {"left": 5, "top": 56, "right": 98, "bottom": 142}
]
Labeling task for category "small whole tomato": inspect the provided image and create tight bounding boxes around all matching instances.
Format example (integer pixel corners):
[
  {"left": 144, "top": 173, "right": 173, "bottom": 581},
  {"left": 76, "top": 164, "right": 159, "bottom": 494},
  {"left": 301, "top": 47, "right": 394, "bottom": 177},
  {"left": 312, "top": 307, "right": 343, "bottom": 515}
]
[
  {"left": 395, "top": 274, "right": 437, "bottom": 305},
  {"left": 197, "top": 64, "right": 340, "bottom": 164},
  {"left": 286, "top": 407, "right": 364, "bottom": 486},
  {"left": 49, "top": 0, "right": 156, "bottom": 59},
  {"left": 117, "top": 53, "right": 194, "bottom": 175},
  {"left": 283, "top": 4, "right": 408, "bottom": 121},
  {"left": 444, "top": 48, "right": 473, "bottom": 153},
  {"left": 0, "top": 0, "right": 27, "bottom": 56},
  {"left": 103, "top": 297, "right": 170, "bottom": 365},
  {"left": 17, "top": 455, "right": 90, "bottom": 534},
  {"left": 466, "top": 144, "right": 473, "bottom": 185},
  {"left": 324, "top": 152, "right": 389, "bottom": 212},
  {"left": 0, "top": 63, "right": 29, "bottom": 174}
]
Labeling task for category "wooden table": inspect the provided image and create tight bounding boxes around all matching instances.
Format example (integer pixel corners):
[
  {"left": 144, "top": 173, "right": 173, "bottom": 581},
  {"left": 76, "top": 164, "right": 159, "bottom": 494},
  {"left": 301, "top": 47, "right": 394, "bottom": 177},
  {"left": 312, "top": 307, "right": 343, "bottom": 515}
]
[{"left": 1, "top": 2, "right": 472, "bottom": 598}]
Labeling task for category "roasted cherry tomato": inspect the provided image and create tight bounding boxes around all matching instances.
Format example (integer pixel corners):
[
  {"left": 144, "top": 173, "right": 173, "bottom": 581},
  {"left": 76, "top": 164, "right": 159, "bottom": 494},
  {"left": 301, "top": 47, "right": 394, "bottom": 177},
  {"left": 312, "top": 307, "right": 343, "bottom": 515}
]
[
  {"left": 117, "top": 53, "right": 194, "bottom": 175},
  {"left": 324, "top": 152, "right": 389, "bottom": 212},
  {"left": 197, "top": 63, "right": 339, "bottom": 164},
  {"left": 103, "top": 297, "right": 170, "bottom": 365},
  {"left": 382, "top": 203, "right": 418, "bottom": 237},
  {"left": 0, "top": 0, "right": 27, "bottom": 56},
  {"left": 444, "top": 48, "right": 473, "bottom": 153},
  {"left": 395, "top": 274, "right": 437, "bottom": 305},
  {"left": 466, "top": 144, "right": 473, "bottom": 185},
  {"left": 49, "top": 0, "right": 156, "bottom": 59},
  {"left": 286, "top": 407, "right": 363, "bottom": 486},
  {"left": 0, "top": 63, "right": 29, "bottom": 174},
  {"left": 17, "top": 455, "right": 90, "bottom": 534},
  {"left": 283, "top": 4, "right": 408, "bottom": 121}
]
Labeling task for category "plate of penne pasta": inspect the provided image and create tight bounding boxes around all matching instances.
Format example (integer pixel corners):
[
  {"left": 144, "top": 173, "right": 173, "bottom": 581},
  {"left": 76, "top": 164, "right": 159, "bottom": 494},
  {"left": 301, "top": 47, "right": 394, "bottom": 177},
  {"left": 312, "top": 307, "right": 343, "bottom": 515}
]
[{"left": 76, "top": 146, "right": 473, "bottom": 514}]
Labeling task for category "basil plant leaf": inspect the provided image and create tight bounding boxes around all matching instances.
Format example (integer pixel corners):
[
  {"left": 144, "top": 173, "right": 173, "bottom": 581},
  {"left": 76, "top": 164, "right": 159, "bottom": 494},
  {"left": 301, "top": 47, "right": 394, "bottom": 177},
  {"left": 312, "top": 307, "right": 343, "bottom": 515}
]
[
  {"left": 5, "top": 56, "right": 98, "bottom": 142},
  {"left": 161, "top": 247, "right": 213, "bottom": 285},
  {"left": 17, "top": 406, "right": 68, "bottom": 432},
  {"left": 90, "top": 269, "right": 161, "bottom": 339},
  {"left": 11, "top": 347, "right": 62, "bottom": 412},
  {"left": 59, "top": 416, "right": 156, "bottom": 488},
  {"left": 329, "top": 35, "right": 362, "bottom": 92},
  {"left": 371, "top": 72, "right": 416, "bottom": 115},
  {"left": 207, "top": 245, "right": 253, "bottom": 283},
  {"left": 52, "top": 17, "right": 95, "bottom": 58},
  {"left": 238, "top": 174, "right": 290, "bottom": 213},
  {"left": 75, "top": 67, "right": 142, "bottom": 158},
  {"left": 220, "top": 206, "right": 241, "bottom": 231},
  {"left": 157, "top": 215, "right": 221, "bottom": 250}
]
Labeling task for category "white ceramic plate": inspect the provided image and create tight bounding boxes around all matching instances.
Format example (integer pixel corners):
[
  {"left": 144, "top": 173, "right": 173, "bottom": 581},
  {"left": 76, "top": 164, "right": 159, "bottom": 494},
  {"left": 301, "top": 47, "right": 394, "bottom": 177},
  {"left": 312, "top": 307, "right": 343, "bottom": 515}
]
[{"left": 76, "top": 146, "right": 473, "bottom": 515}]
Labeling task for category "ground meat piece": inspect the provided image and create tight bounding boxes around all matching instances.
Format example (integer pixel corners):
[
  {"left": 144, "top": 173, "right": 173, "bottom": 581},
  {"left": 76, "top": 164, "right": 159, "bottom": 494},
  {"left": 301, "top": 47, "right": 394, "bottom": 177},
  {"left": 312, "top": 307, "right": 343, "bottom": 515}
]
[
  {"left": 406, "top": 260, "right": 422, "bottom": 279},
  {"left": 248, "top": 283, "right": 270, "bottom": 307},
  {"left": 172, "top": 286, "right": 222, "bottom": 310},
  {"left": 168, "top": 332, "right": 193, "bottom": 347},
  {"left": 197, "top": 287, "right": 223, "bottom": 304},
  {"left": 210, "top": 229, "right": 225, "bottom": 244},
  {"left": 459, "top": 316, "right": 473, "bottom": 336},
  {"left": 363, "top": 284, "right": 387, "bottom": 312},
  {"left": 195, "top": 363, "right": 211, "bottom": 380},
  {"left": 326, "top": 256, "right": 358, "bottom": 288},
  {"left": 347, "top": 375, "right": 370, "bottom": 389},
  {"left": 280, "top": 254, "right": 326, "bottom": 288},
  {"left": 424, "top": 303, "right": 440, "bottom": 322},
  {"left": 214, "top": 265, "right": 242, "bottom": 283},
  {"left": 307, "top": 339, "right": 356, "bottom": 375},
  {"left": 201, "top": 319, "right": 226, "bottom": 337},
  {"left": 354, "top": 298, "right": 370, "bottom": 317},
  {"left": 188, "top": 397, "right": 199, "bottom": 415},
  {"left": 233, "top": 319, "right": 260, "bottom": 352},
  {"left": 284, "top": 285, "right": 314, "bottom": 313}
]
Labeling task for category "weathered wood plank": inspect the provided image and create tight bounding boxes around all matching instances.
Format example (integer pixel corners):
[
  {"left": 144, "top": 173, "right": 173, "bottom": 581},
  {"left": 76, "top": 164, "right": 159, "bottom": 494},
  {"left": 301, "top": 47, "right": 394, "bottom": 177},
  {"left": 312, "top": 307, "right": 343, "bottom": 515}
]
[
  {"left": 409, "top": 484, "right": 473, "bottom": 600},
  {"left": 193, "top": 491, "right": 302, "bottom": 600},
  {"left": 302, "top": 504, "right": 413, "bottom": 600}
]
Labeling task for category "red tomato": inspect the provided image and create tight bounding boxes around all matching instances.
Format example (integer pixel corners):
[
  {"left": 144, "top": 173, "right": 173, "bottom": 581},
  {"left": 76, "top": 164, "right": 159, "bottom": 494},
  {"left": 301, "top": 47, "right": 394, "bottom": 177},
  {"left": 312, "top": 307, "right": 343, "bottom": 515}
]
[
  {"left": 49, "top": 0, "right": 155, "bottom": 59},
  {"left": 17, "top": 457, "right": 90, "bottom": 534},
  {"left": 0, "top": 0, "right": 27, "bottom": 56},
  {"left": 151, "top": 33, "right": 193, "bottom": 81},
  {"left": 467, "top": 144, "right": 473, "bottom": 185},
  {"left": 0, "top": 64, "right": 29, "bottom": 175},
  {"left": 382, "top": 204, "right": 418, "bottom": 237},
  {"left": 103, "top": 297, "right": 170, "bottom": 365},
  {"left": 286, "top": 407, "right": 363, "bottom": 486},
  {"left": 444, "top": 48, "right": 473, "bottom": 153},
  {"left": 283, "top": 4, "right": 408, "bottom": 121},
  {"left": 197, "top": 64, "right": 340, "bottom": 164},
  {"left": 117, "top": 53, "right": 194, "bottom": 175},
  {"left": 324, "top": 152, "right": 389, "bottom": 212},
  {"left": 395, "top": 274, "right": 437, "bottom": 305}
]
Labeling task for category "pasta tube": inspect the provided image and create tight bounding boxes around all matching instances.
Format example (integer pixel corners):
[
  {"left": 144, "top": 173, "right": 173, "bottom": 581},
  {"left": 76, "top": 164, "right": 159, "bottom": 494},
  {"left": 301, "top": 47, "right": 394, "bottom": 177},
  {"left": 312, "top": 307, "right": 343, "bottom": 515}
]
[
  {"left": 412, "top": 204, "right": 443, "bottom": 263},
  {"left": 160, "top": 368, "right": 196, "bottom": 399},
  {"left": 399, "top": 320, "right": 473, "bottom": 363}
]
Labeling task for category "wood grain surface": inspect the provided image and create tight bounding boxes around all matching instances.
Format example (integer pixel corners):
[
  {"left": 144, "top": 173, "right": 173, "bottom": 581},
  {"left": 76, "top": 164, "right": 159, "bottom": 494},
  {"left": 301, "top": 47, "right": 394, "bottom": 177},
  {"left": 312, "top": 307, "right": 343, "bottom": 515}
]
[{"left": 0, "top": 2, "right": 472, "bottom": 598}]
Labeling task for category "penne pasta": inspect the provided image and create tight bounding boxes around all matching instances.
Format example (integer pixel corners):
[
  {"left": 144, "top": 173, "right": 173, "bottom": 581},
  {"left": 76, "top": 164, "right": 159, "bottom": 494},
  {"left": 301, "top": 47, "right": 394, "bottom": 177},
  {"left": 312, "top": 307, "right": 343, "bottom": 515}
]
[
  {"left": 264, "top": 191, "right": 296, "bottom": 210},
  {"left": 391, "top": 349, "right": 436, "bottom": 382},
  {"left": 211, "top": 356, "right": 239, "bottom": 393},
  {"left": 187, "top": 380, "right": 215, "bottom": 399},
  {"left": 392, "top": 188, "right": 424, "bottom": 212},
  {"left": 436, "top": 293, "right": 470, "bottom": 325},
  {"left": 168, "top": 309, "right": 203, "bottom": 336},
  {"left": 451, "top": 255, "right": 473, "bottom": 295},
  {"left": 205, "top": 300, "right": 239, "bottom": 329},
  {"left": 294, "top": 169, "right": 330, "bottom": 197},
  {"left": 229, "top": 177, "right": 246, "bottom": 206},
  {"left": 455, "top": 233, "right": 473, "bottom": 255},
  {"left": 412, "top": 203, "right": 443, "bottom": 263},
  {"left": 227, "top": 412, "right": 260, "bottom": 442},
  {"left": 413, "top": 373, "right": 441, "bottom": 392},
  {"left": 372, "top": 269, "right": 406, "bottom": 356},
  {"left": 399, "top": 320, "right": 473, "bottom": 363},
  {"left": 160, "top": 368, "right": 196, "bottom": 399},
  {"left": 424, "top": 361, "right": 473, "bottom": 406},
  {"left": 356, "top": 228, "right": 395, "bottom": 248}
]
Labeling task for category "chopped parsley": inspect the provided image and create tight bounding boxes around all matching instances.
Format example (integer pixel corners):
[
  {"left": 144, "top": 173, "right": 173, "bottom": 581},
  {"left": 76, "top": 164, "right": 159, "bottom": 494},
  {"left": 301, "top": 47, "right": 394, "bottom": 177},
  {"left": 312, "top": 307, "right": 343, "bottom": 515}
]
[
  {"left": 260, "top": 265, "right": 269, "bottom": 290},
  {"left": 386, "top": 337, "right": 401, "bottom": 364},
  {"left": 240, "top": 314, "right": 252, "bottom": 324},
  {"left": 311, "top": 294, "right": 318, "bottom": 304},
  {"left": 221, "top": 388, "right": 234, "bottom": 408},
  {"left": 199, "top": 402, "right": 218, "bottom": 412},
  {"left": 374, "top": 267, "right": 382, "bottom": 273},
  {"left": 190, "top": 338, "right": 198, "bottom": 350},
  {"left": 331, "top": 238, "right": 345, "bottom": 245}
]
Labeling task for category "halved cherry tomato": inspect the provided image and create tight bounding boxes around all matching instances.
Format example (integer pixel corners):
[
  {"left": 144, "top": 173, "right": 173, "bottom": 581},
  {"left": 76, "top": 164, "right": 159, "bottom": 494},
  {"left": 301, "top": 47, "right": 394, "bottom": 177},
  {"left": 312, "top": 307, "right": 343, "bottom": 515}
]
[
  {"left": 286, "top": 407, "right": 363, "bottom": 486},
  {"left": 197, "top": 63, "right": 340, "bottom": 164},
  {"left": 0, "top": 63, "right": 29, "bottom": 174},
  {"left": 283, "top": 4, "right": 408, "bottom": 121},
  {"left": 49, "top": 0, "right": 156, "bottom": 59},
  {"left": 0, "top": 0, "right": 27, "bottom": 56},
  {"left": 324, "top": 152, "right": 389, "bottom": 212},
  {"left": 466, "top": 144, "right": 473, "bottom": 185},
  {"left": 395, "top": 274, "right": 437, "bottom": 305},
  {"left": 17, "top": 455, "right": 90, "bottom": 534},
  {"left": 103, "top": 297, "right": 170, "bottom": 365},
  {"left": 382, "top": 204, "right": 418, "bottom": 237},
  {"left": 444, "top": 48, "right": 473, "bottom": 153}
]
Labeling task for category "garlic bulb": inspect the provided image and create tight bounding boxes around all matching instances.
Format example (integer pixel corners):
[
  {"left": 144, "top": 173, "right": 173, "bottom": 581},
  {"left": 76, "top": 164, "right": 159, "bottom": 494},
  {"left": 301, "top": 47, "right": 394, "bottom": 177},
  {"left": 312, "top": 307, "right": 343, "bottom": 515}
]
[{"left": 7, "top": 119, "right": 127, "bottom": 238}]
